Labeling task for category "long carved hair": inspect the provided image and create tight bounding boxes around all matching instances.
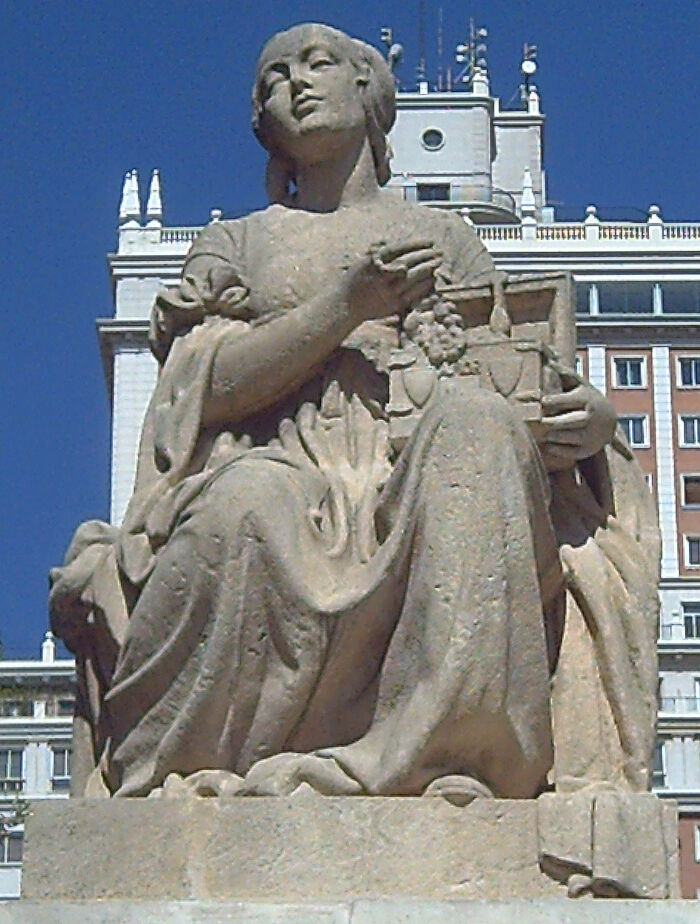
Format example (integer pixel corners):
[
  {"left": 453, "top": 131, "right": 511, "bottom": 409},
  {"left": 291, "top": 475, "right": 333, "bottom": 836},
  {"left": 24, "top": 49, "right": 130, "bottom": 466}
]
[{"left": 251, "top": 24, "right": 396, "bottom": 203}]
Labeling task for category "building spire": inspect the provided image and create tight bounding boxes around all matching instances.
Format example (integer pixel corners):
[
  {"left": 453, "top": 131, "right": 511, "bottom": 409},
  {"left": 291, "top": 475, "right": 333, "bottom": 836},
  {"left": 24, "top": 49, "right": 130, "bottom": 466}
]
[
  {"left": 521, "top": 167, "right": 536, "bottom": 218},
  {"left": 118, "top": 169, "right": 141, "bottom": 225},
  {"left": 146, "top": 169, "right": 163, "bottom": 225},
  {"left": 41, "top": 631, "right": 56, "bottom": 663}
]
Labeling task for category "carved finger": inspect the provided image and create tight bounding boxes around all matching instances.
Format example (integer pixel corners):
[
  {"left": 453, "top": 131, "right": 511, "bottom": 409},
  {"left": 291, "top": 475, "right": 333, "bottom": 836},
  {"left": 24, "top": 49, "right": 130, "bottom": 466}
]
[
  {"left": 396, "top": 257, "right": 442, "bottom": 287},
  {"left": 541, "top": 388, "right": 589, "bottom": 413},
  {"left": 541, "top": 409, "right": 591, "bottom": 430},
  {"left": 377, "top": 239, "right": 436, "bottom": 262},
  {"left": 389, "top": 247, "right": 442, "bottom": 270}
]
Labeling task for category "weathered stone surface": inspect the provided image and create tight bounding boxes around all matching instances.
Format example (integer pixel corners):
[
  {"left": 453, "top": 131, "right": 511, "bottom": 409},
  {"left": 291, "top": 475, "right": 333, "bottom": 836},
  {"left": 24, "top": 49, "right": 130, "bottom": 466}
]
[
  {"left": 23, "top": 798, "right": 195, "bottom": 900},
  {"left": 537, "top": 791, "right": 679, "bottom": 898},
  {"left": 2, "top": 901, "right": 699, "bottom": 924},
  {"left": 0, "top": 902, "right": 348, "bottom": 924},
  {"left": 22, "top": 794, "right": 679, "bottom": 903},
  {"left": 23, "top": 797, "right": 558, "bottom": 901}
]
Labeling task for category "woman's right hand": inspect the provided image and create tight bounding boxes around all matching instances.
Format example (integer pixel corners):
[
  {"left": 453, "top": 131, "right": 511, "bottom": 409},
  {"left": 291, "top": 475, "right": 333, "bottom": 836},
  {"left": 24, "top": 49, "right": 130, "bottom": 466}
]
[{"left": 341, "top": 240, "right": 442, "bottom": 323}]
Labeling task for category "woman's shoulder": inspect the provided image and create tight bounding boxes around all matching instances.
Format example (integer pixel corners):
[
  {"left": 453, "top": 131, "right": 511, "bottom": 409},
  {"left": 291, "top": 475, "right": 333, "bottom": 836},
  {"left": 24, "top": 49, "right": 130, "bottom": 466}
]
[
  {"left": 184, "top": 205, "right": 287, "bottom": 267},
  {"left": 189, "top": 207, "right": 268, "bottom": 243},
  {"left": 378, "top": 193, "right": 476, "bottom": 240}
]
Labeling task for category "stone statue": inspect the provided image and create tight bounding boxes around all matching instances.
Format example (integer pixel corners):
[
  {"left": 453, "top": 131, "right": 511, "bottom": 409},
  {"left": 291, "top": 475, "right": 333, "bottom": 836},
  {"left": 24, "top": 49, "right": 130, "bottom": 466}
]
[{"left": 50, "top": 24, "right": 658, "bottom": 819}]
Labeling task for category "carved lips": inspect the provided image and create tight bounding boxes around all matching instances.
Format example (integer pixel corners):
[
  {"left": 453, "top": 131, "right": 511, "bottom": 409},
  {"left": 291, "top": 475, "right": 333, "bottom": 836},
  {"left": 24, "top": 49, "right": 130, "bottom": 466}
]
[{"left": 292, "top": 94, "right": 322, "bottom": 120}]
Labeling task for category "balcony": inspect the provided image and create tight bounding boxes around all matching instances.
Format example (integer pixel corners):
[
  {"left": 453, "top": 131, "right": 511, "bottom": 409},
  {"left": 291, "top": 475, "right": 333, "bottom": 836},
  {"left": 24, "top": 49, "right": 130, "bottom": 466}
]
[
  {"left": 659, "top": 696, "right": 700, "bottom": 715},
  {"left": 0, "top": 779, "right": 23, "bottom": 795},
  {"left": 659, "top": 623, "right": 700, "bottom": 645},
  {"left": 475, "top": 217, "right": 700, "bottom": 246}
]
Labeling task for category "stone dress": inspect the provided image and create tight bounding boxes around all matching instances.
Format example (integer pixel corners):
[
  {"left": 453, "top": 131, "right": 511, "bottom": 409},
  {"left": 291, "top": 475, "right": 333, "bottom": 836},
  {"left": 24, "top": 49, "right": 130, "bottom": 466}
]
[{"left": 94, "top": 200, "right": 566, "bottom": 798}]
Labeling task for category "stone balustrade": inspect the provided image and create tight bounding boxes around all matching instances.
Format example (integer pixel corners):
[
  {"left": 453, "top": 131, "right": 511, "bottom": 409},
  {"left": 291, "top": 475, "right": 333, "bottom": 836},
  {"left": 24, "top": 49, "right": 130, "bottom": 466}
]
[{"left": 115, "top": 211, "right": 700, "bottom": 255}]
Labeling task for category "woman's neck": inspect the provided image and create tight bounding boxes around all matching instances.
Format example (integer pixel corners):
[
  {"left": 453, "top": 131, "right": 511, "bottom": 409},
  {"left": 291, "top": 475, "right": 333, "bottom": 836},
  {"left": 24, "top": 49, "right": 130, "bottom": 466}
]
[{"left": 292, "top": 135, "right": 380, "bottom": 213}]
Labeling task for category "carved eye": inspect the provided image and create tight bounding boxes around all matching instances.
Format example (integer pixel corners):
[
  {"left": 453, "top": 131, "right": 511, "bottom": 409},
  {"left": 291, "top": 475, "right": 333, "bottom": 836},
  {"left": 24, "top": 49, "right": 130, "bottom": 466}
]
[
  {"left": 308, "top": 55, "right": 334, "bottom": 70},
  {"left": 263, "top": 65, "right": 289, "bottom": 96}
]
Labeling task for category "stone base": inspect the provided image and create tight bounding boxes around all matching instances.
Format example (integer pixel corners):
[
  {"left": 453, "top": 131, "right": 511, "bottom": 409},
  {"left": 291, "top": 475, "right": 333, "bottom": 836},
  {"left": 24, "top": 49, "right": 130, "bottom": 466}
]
[
  {"left": 21, "top": 793, "right": 679, "bottom": 902},
  {"left": 1, "top": 900, "right": 698, "bottom": 923}
]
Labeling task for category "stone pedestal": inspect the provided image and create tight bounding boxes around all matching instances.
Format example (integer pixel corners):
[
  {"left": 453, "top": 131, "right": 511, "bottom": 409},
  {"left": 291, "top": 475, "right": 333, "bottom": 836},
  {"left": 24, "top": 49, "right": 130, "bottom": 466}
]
[
  {"left": 21, "top": 792, "right": 679, "bottom": 904},
  {"left": 1, "top": 899, "right": 698, "bottom": 924}
]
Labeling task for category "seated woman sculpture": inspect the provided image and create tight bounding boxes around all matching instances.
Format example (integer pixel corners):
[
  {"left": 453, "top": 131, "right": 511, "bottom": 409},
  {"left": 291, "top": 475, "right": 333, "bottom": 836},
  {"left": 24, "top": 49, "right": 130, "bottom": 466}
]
[{"left": 50, "top": 23, "right": 657, "bottom": 802}]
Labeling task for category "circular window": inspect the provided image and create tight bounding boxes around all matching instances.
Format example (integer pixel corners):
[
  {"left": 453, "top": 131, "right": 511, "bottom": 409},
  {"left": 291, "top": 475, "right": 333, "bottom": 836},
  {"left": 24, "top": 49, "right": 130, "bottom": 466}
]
[{"left": 421, "top": 128, "right": 445, "bottom": 151}]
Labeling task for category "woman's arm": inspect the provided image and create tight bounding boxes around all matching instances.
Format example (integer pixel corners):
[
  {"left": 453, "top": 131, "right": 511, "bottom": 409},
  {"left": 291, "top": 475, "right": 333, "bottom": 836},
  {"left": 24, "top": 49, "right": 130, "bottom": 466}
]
[{"left": 202, "top": 241, "right": 441, "bottom": 428}]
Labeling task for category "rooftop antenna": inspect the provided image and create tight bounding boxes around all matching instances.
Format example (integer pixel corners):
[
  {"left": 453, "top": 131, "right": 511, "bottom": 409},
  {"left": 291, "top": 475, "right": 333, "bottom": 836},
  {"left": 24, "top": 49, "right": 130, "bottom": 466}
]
[
  {"left": 416, "top": 0, "right": 428, "bottom": 92},
  {"left": 520, "top": 43, "right": 538, "bottom": 107},
  {"left": 455, "top": 18, "right": 488, "bottom": 90},
  {"left": 380, "top": 26, "right": 403, "bottom": 76},
  {"left": 437, "top": 7, "right": 444, "bottom": 91}
]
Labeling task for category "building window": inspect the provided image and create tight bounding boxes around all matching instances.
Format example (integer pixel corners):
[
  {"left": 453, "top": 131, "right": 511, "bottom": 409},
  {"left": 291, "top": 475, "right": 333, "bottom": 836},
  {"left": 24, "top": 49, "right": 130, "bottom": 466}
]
[
  {"left": 661, "top": 282, "right": 700, "bottom": 314},
  {"left": 677, "top": 357, "right": 700, "bottom": 388},
  {"left": 51, "top": 747, "right": 71, "bottom": 792},
  {"left": 683, "top": 603, "right": 700, "bottom": 639},
  {"left": 0, "top": 698, "right": 33, "bottom": 718},
  {"left": 416, "top": 183, "right": 450, "bottom": 202},
  {"left": 597, "top": 282, "right": 654, "bottom": 314},
  {"left": 45, "top": 695, "right": 75, "bottom": 718},
  {"left": 612, "top": 356, "right": 646, "bottom": 388},
  {"left": 57, "top": 698, "right": 74, "bottom": 717},
  {"left": 682, "top": 475, "right": 700, "bottom": 507},
  {"left": 651, "top": 741, "right": 666, "bottom": 788},
  {"left": 695, "top": 825, "right": 700, "bottom": 863},
  {"left": 685, "top": 536, "right": 700, "bottom": 568},
  {"left": 680, "top": 415, "right": 700, "bottom": 447},
  {"left": 618, "top": 415, "right": 649, "bottom": 448},
  {"left": 420, "top": 127, "right": 445, "bottom": 151},
  {"left": 0, "top": 833, "right": 23, "bottom": 865},
  {"left": 575, "top": 355, "right": 583, "bottom": 376},
  {"left": 644, "top": 472, "right": 653, "bottom": 491},
  {"left": 0, "top": 749, "right": 23, "bottom": 793},
  {"left": 574, "top": 284, "right": 590, "bottom": 315}
]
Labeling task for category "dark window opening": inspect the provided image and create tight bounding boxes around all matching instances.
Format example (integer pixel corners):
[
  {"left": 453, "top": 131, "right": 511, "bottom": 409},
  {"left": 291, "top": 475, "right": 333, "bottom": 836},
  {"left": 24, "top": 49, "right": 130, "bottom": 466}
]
[{"left": 417, "top": 183, "right": 450, "bottom": 202}]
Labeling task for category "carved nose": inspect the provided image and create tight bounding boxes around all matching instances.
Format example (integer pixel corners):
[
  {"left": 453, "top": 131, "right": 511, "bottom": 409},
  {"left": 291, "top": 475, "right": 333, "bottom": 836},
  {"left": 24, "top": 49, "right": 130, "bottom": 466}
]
[{"left": 289, "top": 65, "right": 311, "bottom": 94}]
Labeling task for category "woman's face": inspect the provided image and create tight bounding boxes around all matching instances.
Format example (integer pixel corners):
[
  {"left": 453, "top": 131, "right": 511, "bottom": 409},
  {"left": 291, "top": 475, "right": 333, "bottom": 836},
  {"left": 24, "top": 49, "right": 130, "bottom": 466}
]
[{"left": 256, "top": 25, "right": 368, "bottom": 161}]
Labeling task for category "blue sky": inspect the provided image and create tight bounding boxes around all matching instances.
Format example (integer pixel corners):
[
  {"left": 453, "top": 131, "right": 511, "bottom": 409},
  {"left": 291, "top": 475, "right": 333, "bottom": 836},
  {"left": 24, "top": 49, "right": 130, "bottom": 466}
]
[{"left": 1, "top": 0, "right": 698, "bottom": 656}]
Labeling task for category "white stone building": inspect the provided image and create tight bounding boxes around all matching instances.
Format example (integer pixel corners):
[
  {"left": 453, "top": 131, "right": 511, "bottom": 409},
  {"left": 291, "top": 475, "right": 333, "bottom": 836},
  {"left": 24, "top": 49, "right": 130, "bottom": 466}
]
[{"left": 0, "top": 634, "right": 74, "bottom": 899}]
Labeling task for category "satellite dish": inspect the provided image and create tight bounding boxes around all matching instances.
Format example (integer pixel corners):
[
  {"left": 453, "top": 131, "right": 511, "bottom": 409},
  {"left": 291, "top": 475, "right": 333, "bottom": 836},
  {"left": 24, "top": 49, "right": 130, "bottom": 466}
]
[{"left": 521, "top": 59, "right": 537, "bottom": 76}]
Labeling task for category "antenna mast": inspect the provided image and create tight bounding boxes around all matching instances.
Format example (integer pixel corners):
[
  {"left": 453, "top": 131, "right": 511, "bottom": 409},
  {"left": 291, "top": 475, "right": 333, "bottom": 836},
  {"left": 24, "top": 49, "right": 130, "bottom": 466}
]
[
  {"left": 455, "top": 18, "right": 488, "bottom": 90},
  {"left": 437, "top": 6, "right": 444, "bottom": 91},
  {"left": 519, "top": 43, "right": 538, "bottom": 107},
  {"left": 416, "top": 0, "right": 427, "bottom": 89}
]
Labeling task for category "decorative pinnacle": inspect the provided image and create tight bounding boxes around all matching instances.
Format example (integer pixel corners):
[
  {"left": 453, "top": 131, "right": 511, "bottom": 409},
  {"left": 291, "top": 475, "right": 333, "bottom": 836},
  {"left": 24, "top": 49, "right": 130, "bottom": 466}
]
[
  {"left": 521, "top": 168, "right": 536, "bottom": 218},
  {"left": 146, "top": 169, "right": 163, "bottom": 224},
  {"left": 118, "top": 169, "right": 141, "bottom": 225}
]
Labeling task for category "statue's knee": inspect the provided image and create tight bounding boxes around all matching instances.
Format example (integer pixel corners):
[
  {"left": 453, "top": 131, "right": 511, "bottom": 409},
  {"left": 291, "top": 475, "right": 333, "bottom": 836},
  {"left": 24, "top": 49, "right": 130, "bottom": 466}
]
[
  {"left": 180, "top": 461, "right": 294, "bottom": 551},
  {"left": 215, "top": 461, "right": 292, "bottom": 512}
]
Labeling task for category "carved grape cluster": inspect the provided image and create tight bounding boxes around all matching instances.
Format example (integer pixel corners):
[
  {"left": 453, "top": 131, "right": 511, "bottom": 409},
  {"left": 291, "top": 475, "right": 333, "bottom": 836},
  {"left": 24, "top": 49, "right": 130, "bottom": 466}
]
[{"left": 403, "top": 299, "right": 474, "bottom": 375}]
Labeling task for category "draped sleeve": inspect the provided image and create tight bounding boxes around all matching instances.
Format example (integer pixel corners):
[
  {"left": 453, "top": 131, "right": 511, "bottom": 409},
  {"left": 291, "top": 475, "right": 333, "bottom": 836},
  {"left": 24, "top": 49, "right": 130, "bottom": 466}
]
[
  {"left": 119, "top": 220, "right": 253, "bottom": 583},
  {"left": 149, "top": 219, "right": 252, "bottom": 364}
]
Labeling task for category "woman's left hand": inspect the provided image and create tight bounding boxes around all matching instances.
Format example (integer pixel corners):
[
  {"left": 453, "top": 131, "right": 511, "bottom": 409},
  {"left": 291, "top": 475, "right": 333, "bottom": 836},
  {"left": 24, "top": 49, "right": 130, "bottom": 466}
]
[{"left": 537, "top": 381, "right": 617, "bottom": 471}]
